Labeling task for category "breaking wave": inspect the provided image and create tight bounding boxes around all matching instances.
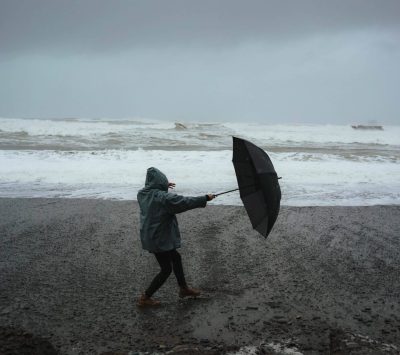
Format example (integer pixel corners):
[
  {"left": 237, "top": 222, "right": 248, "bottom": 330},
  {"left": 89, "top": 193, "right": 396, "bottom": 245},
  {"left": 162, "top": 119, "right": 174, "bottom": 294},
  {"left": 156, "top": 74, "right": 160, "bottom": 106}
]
[{"left": 0, "top": 117, "right": 399, "bottom": 205}]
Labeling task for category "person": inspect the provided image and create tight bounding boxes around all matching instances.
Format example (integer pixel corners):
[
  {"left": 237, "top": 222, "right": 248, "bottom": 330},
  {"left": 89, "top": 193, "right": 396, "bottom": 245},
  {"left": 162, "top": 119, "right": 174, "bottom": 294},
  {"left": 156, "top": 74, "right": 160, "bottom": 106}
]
[{"left": 136, "top": 167, "right": 215, "bottom": 307}]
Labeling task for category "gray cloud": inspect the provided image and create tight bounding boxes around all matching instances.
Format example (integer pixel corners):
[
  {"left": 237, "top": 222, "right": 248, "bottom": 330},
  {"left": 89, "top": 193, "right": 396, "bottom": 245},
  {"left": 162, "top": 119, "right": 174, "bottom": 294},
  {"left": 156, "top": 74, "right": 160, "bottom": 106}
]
[
  {"left": 0, "top": 1, "right": 399, "bottom": 124},
  {"left": 1, "top": 0, "right": 399, "bottom": 54}
]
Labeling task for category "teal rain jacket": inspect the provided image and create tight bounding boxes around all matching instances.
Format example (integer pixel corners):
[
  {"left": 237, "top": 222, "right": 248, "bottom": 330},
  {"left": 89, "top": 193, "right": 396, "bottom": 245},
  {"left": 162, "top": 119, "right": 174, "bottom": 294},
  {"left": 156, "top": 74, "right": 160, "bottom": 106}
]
[{"left": 137, "top": 167, "right": 208, "bottom": 253}]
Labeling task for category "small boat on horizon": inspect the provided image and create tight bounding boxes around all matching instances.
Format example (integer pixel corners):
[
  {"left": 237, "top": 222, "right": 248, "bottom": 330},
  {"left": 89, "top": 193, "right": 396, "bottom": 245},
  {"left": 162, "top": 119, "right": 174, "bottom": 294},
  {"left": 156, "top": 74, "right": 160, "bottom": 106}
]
[{"left": 351, "top": 125, "right": 384, "bottom": 130}]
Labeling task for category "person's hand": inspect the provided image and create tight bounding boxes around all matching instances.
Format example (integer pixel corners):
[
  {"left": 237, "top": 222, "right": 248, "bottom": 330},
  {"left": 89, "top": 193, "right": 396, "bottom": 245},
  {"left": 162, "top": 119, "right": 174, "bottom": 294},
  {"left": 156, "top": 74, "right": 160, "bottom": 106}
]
[
  {"left": 207, "top": 194, "right": 215, "bottom": 201},
  {"left": 168, "top": 182, "right": 176, "bottom": 189}
]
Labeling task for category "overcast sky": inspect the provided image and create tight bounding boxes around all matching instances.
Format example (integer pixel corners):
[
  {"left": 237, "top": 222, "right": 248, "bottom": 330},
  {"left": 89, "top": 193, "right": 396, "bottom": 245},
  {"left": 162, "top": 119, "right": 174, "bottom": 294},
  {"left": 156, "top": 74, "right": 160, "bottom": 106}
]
[{"left": 0, "top": 0, "right": 399, "bottom": 124}]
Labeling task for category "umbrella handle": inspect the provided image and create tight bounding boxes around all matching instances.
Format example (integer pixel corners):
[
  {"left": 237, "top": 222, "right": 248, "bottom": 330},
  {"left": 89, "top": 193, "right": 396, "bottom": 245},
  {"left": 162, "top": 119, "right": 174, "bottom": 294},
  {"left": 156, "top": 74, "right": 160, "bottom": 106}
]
[
  {"left": 213, "top": 177, "right": 282, "bottom": 197},
  {"left": 214, "top": 188, "right": 240, "bottom": 197}
]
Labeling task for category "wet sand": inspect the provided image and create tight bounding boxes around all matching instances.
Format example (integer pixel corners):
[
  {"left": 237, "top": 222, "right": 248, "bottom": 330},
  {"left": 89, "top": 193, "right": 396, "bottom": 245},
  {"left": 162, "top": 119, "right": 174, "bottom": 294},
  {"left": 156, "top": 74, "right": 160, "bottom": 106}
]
[{"left": 0, "top": 198, "right": 399, "bottom": 354}]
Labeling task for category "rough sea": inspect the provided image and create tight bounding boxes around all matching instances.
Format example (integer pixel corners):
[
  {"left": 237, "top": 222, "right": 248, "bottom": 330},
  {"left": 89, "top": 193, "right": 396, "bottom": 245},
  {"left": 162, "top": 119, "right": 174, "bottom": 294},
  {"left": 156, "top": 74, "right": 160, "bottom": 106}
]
[{"left": 0, "top": 117, "right": 399, "bottom": 206}]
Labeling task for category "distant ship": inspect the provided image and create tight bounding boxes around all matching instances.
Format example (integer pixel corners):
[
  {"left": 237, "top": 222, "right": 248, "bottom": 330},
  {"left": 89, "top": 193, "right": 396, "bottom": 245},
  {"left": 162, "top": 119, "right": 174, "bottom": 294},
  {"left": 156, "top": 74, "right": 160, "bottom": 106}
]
[{"left": 351, "top": 125, "right": 383, "bottom": 130}]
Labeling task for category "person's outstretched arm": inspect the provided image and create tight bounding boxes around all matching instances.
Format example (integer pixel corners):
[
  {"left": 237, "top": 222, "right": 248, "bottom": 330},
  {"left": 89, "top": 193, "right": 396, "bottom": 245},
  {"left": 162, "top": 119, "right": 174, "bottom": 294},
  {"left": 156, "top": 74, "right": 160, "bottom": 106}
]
[{"left": 163, "top": 193, "right": 215, "bottom": 214}]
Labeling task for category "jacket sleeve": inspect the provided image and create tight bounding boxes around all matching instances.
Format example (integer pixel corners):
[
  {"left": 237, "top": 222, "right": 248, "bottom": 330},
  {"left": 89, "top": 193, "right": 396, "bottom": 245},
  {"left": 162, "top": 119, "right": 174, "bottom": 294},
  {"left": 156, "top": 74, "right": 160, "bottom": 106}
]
[{"left": 163, "top": 193, "right": 207, "bottom": 214}]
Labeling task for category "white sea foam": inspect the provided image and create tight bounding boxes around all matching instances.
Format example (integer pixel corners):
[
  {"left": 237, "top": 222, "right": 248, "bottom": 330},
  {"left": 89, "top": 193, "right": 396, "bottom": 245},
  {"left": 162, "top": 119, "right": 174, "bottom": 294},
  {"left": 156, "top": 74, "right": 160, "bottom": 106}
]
[
  {"left": 228, "top": 342, "right": 304, "bottom": 355},
  {"left": 1, "top": 117, "right": 399, "bottom": 205},
  {"left": 223, "top": 122, "right": 400, "bottom": 146},
  {"left": 0, "top": 117, "right": 175, "bottom": 137},
  {"left": 1, "top": 117, "right": 399, "bottom": 150},
  {"left": 0, "top": 149, "right": 399, "bottom": 205}
]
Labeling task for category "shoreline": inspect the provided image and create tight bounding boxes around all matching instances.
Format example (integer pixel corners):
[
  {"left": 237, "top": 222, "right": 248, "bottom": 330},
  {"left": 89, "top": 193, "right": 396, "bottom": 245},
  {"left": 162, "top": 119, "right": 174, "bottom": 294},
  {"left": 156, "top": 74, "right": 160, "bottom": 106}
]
[
  {"left": 1, "top": 198, "right": 399, "bottom": 354},
  {"left": 1, "top": 195, "right": 399, "bottom": 208}
]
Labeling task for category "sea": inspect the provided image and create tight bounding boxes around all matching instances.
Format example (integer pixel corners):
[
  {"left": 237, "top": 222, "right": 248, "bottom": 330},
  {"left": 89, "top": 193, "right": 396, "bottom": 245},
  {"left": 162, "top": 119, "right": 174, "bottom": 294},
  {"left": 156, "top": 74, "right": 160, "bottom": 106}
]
[{"left": 0, "top": 117, "right": 399, "bottom": 206}]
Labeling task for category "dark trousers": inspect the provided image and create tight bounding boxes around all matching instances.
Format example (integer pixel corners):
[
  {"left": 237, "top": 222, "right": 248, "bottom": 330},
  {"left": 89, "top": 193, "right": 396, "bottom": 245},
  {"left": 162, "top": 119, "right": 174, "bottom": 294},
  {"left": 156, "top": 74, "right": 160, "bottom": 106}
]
[{"left": 145, "top": 249, "right": 187, "bottom": 297}]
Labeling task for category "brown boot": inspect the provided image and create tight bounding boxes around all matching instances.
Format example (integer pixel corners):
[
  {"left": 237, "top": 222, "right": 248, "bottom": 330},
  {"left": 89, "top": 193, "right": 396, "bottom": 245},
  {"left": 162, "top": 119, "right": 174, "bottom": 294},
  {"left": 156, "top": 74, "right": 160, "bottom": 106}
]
[
  {"left": 137, "top": 294, "right": 161, "bottom": 307},
  {"left": 179, "top": 287, "right": 201, "bottom": 298}
]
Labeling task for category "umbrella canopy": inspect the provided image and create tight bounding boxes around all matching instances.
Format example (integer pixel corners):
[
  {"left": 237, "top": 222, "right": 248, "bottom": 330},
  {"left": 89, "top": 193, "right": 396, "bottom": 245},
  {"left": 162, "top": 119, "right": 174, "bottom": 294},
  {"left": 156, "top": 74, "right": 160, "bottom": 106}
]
[{"left": 232, "top": 136, "right": 281, "bottom": 237}]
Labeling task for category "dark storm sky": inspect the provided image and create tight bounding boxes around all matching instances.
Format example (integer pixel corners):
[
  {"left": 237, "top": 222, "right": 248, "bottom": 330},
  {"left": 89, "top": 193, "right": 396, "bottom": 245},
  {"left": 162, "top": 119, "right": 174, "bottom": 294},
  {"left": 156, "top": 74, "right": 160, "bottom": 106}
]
[{"left": 1, "top": 0, "right": 399, "bottom": 123}]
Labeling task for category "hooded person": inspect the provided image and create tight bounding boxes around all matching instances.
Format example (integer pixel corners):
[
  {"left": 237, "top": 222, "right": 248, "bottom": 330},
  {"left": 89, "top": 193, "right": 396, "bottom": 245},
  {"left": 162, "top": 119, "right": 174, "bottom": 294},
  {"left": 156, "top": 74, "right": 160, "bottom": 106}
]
[{"left": 136, "top": 167, "right": 215, "bottom": 306}]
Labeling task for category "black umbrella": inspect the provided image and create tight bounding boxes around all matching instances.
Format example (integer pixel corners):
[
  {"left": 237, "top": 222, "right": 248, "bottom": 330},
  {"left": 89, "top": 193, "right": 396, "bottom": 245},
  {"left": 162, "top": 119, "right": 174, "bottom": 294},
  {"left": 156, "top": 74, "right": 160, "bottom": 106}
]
[{"left": 215, "top": 136, "right": 281, "bottom": 237}]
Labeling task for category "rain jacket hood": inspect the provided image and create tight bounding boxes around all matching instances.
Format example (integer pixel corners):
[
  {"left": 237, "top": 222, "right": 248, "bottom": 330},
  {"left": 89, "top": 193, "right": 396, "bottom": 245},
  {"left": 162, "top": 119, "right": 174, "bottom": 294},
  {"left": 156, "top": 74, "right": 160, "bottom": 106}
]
[
  {"left": 137, "top": 167, "right": 207, "bottom": 253},
  {"left": 144, "top": 167, "right": 169, "bottom": 192}
]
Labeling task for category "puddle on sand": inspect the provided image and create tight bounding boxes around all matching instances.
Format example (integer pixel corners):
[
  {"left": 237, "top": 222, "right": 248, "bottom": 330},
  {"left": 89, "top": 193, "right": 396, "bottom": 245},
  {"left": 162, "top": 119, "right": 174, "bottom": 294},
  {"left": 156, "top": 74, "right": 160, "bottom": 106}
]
[{"left": 189, "top": 290, "right": 276, "bottom": 345}]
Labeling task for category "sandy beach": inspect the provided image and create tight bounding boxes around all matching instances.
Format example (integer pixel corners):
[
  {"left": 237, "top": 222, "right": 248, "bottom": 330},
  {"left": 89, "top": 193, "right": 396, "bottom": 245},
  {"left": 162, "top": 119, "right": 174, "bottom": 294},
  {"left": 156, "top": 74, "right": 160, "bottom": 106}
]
[{"left": 0, "top": 198, "right": 399, "bottom": 354}]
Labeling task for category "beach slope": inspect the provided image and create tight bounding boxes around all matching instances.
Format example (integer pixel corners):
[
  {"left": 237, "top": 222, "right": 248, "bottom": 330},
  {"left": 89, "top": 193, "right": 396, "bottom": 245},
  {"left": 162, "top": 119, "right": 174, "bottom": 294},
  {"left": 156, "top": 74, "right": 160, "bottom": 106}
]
[{"left": 0, "top": 198, "right": 399, "bottom": 354}]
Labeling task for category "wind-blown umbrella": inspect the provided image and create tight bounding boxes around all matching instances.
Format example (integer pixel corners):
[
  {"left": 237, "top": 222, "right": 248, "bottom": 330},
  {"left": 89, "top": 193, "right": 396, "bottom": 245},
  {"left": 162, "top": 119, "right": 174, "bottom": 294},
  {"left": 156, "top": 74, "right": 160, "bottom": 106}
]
[{"left": 216, "top": 137, "right": 281, "bottom": 237}]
